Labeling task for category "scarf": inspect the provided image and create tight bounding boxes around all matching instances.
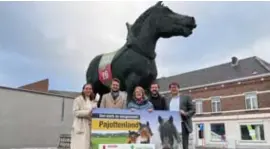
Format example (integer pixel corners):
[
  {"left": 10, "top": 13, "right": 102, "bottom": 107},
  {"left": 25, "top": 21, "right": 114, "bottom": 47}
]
[
  {"left": 134, "top": 97, "right": 146, "bottom": 105},
  {"left": 111, "top": 91, "right": 119, "bottom": 100}
]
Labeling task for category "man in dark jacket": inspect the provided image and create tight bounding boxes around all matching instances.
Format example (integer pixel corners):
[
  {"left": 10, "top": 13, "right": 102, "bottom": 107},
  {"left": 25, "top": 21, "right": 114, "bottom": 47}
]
[
  {"left": 165, "top": 82, "right": 195, "bottom": 149},
  {"left": 148, "top": 82, "right": 166, "bottom": 110}
]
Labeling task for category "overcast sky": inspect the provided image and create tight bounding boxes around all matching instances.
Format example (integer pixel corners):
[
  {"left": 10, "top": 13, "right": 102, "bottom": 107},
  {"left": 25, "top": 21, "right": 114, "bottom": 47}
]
[{"left": 1, "top": 1, "right": 270, "bottom": 91}]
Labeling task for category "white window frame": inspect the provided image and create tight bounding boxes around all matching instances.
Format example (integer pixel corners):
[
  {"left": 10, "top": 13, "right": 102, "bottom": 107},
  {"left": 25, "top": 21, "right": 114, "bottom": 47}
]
[
  {"left": 239, "top": 122, "right": 265, "bottom": 142},
  {"left": 195, "top": 99, "right": 203, "bottom": 114},
  {"left": 210, "top": 123, "right": 226, "bottom": 142},
  {"left": 245, "top": 92, "right": 258, "bottom": 110},
  {"left": 211, "top": 96, "right": 221, "bottom": 113}
]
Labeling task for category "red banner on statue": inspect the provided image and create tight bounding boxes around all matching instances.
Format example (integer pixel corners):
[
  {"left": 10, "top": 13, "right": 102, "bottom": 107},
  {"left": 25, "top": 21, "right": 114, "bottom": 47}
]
[
  {"left": 98, "top": 64, "right": 113, "bottom": 87},
  {"left": 98, "top": 51, "right": 117, "bottom": 88}
]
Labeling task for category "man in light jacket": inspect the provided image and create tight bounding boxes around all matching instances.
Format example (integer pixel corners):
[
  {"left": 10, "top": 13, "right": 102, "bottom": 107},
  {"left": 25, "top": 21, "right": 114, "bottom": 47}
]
[{"left": 100, "top": 78, "right": 127, "bottom": 109}]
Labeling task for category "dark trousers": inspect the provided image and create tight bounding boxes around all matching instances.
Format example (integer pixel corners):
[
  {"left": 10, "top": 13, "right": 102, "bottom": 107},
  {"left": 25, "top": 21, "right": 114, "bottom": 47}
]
[{"left": 182, "top": 123, "right": 190, "bottom": 149}]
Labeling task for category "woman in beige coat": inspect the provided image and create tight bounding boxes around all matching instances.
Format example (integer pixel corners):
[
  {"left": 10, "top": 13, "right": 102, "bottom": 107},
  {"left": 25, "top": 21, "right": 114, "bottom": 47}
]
[{"left": 70, "top": 84, "right": 97, "bottom": 149}]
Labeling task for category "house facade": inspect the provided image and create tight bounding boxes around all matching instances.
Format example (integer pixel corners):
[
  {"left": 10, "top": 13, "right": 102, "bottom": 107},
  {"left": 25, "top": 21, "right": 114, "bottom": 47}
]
[
  {"left": 157, "top": 56, "right": 270, "bottom": 149},
  {"left": 0, "top": 86, "right": 74, "bottom": 149}
]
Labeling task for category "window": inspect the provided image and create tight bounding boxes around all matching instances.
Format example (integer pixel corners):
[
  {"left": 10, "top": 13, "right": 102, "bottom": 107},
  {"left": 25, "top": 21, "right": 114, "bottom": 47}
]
[
  {"left": 240, "top": 124, "right": 265, "bottom": 141},
  {"left": 210, "top": 123, "right": 226, "bottom": 141},
  {"left": 195, "top": 100, "right": 203, "bottom": 114},
  {"left": 211, "top": 97, "right": 221, "bottom": 112},
  {"left": 245, "top": 92, "right": 258, "bottom": 110}
]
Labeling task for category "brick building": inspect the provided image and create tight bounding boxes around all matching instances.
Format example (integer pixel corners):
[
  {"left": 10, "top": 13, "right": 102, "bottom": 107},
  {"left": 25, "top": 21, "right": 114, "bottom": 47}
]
[
  {"left": 18, "top": 78, "right": 80, "bottom": 98},
  {"left": 157, "top": 56, "right": 270, "bottom": 149}
]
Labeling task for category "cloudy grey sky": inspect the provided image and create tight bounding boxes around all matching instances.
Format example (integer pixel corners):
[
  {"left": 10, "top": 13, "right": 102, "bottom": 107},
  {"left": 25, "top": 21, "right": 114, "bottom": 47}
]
[{"left": 1, "top": 1, "right": 270, "bottom": 91}]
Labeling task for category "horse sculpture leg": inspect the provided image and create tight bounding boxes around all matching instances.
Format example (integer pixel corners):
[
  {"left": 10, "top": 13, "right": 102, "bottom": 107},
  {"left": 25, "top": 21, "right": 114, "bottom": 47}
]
[{"left": 125, "top": 73, "right": 140, "bottom": 103}]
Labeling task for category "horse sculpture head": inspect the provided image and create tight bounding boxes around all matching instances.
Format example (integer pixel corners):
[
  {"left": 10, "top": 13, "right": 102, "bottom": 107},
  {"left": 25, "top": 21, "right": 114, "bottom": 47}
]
[
  {"left": 126, "top": 1, "right": 196, "bottom": 41},
  {"left": 127, "top": 130, "right": 140, "bottom": 144},
  {"left": 138, "top": 121, "right": 153, "bottom": 144},
  {"left": 158, "top": 115, "right": 180, "bottom": 149},
  {"left": 124, "top": 1, "right": 196, "bottom": 60}
]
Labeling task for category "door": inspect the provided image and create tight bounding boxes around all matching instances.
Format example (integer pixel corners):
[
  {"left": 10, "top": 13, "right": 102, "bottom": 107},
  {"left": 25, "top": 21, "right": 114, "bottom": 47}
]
[{"left": 195, "top": 123, "right": 205, "bottom": 146}]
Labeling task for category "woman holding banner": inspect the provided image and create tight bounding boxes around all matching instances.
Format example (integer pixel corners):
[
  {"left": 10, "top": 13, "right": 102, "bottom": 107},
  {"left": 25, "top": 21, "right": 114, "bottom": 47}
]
[
  {"left": 70, "top": 84, "right": 97, "bottom": 149},
  {"left": 127, "top": 86, "right": 153, "bottom": 112}
]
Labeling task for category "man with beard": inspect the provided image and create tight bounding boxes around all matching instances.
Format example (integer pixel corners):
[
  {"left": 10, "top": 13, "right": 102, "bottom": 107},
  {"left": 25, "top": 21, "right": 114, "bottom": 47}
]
[
  {"left": 148, "top": 82, "right": 166, "bottom": 110},
  {"left": 99, "top": 78, "right": 127, "bottom": 109}
]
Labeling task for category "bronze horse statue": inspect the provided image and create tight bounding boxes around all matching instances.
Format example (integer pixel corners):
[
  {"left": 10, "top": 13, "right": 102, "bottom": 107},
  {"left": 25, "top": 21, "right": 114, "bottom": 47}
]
[{"left": 86, "top": 1, "right": 196, "bottom": 107}]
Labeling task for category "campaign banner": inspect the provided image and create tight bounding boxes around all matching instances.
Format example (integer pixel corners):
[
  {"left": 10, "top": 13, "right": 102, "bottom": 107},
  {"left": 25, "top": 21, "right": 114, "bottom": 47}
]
[{"left": 91, "top": 108, "right": 182, "bottom": 149}]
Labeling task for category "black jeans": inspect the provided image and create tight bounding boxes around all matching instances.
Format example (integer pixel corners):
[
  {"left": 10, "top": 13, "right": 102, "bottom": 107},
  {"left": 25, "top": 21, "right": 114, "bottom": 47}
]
[{"left": 182, "top": 122, "right": 190, "bottom": 149}]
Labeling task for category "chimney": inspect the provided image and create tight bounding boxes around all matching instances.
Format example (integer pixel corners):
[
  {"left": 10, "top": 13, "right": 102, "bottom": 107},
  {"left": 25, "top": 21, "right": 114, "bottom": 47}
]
[{"left": 231, "top": 56, "right": 238, "bottom": 67}]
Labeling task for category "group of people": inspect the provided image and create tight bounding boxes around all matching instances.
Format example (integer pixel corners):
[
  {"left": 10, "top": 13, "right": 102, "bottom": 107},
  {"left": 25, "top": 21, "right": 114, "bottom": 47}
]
[{"left": 71, "top": 78, "right": 195, "bottom": 149}]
